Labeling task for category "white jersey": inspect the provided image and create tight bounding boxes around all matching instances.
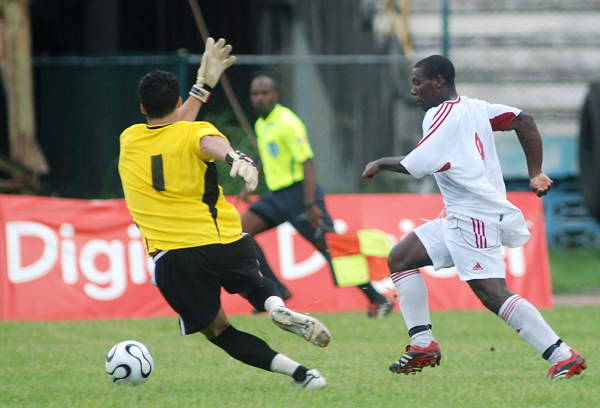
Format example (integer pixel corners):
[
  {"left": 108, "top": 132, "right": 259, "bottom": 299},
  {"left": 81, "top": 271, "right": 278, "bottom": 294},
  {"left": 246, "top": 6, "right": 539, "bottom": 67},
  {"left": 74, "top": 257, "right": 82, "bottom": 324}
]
[{"left": 401, "top": 96, "right": 530, "bottom": 247}]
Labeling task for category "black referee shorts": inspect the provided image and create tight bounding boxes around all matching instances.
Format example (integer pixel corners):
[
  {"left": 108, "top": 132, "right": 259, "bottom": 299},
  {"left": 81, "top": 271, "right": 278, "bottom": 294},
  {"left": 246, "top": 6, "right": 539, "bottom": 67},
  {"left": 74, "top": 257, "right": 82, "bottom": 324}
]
[
  {"left": 153, "top": 233, "right": 262, "bottom": 334},
  {"left": 249, "top": 182, "right": 333, "bottom": 245}
]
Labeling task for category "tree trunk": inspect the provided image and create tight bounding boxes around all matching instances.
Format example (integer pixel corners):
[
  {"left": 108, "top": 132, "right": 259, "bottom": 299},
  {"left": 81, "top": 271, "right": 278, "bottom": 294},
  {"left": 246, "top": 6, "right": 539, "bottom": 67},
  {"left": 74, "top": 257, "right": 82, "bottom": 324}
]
[{"left": 0, "top": 0, "right": 49, "bottom": 191}]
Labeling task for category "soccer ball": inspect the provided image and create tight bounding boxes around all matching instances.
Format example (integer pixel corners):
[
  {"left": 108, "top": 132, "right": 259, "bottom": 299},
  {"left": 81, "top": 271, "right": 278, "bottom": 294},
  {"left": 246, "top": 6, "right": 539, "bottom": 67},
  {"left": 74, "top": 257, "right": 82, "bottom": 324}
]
[{"left": 105, "top": 340, "right": 154, "bottom": 385}]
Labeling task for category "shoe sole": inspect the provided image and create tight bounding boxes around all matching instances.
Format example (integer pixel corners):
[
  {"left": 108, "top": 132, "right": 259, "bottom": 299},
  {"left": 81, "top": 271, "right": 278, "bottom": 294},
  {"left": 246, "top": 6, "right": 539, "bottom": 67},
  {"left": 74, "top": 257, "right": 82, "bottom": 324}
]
[
  {"left": 389, "top": 350, "right": 442, "bottom": 375},
  {"left": 270, "top": 307, "right": 331, "bottom": 347},
  {"left": 551, "top": 357, "right": 587, "bottom": 379},
  {"left": 295, "top": 374, "right": 327, "bottom": 389}
]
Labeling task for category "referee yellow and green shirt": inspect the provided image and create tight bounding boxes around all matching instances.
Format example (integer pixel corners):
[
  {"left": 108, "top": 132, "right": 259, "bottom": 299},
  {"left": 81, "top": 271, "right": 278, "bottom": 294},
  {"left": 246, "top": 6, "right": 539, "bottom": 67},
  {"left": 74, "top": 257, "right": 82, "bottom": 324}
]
[
  {"left": 119, "top": 121, "right": 242, "bottom": 256},
  {"left": 254, "top": 104, "right": 314, "bottom": 191}
]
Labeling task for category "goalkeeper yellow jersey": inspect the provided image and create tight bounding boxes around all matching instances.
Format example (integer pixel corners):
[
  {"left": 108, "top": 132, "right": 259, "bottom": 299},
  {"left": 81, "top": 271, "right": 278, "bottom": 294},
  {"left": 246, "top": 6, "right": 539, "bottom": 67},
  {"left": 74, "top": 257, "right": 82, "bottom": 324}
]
[
  {"left": 255, "top": 104, "right": 314, "bottom": 191},
  {"left": 119, "top": 121, "right": 242, "bottom": 256}
]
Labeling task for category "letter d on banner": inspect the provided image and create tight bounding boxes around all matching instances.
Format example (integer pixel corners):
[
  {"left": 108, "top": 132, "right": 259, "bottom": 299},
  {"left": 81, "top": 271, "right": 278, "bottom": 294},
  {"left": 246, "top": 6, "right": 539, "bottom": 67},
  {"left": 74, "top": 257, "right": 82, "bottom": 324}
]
[{"left": 6, "top": 221, "right": 58, "bottom": 283}]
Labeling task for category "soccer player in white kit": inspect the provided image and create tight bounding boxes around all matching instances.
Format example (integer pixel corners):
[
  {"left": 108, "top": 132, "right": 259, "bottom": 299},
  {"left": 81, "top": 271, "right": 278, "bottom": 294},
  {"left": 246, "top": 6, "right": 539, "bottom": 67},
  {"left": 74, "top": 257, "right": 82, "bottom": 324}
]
[{"left": 362, "top": 55, "right": 587, "bottom": 379}]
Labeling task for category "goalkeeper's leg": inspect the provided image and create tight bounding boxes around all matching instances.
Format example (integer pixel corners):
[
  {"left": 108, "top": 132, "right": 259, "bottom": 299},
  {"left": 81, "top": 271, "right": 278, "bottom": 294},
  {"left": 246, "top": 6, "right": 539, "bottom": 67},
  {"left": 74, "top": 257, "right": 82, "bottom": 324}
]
[
  {"left": 205, "top": 308, "right": 326, "bottom": 388},
  {"left": 244, "top": 278, "right": 331, "bottom": 348}
]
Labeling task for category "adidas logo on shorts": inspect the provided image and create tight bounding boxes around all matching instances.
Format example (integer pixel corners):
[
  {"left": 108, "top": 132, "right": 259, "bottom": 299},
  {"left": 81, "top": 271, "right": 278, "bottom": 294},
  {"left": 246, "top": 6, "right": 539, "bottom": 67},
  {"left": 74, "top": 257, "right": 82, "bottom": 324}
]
[{"left": 471, "top": 263, "right": 484, "bottom": 271}]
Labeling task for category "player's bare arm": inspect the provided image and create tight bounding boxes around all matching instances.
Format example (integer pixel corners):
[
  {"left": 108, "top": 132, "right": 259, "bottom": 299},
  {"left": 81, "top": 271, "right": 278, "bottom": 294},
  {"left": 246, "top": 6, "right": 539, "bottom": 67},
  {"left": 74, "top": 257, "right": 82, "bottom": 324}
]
[
  {"left": 362, "top": 156, "right": 408, "bottom": 180},
  {"left": 302, "top": 159, "right": 322, "bottom": 229},
  {"left": 179, "top": 37, "right": 237, "bottom": 122},
  {"left": 178, "top": 92, "right": 203, "bottom": 122},
  {"left": 199, "top": 135, "right": 233, "bottom": 161},
  {"left": 200, "top": 136, "right": 259, "bottom": 192},
  {"left": 506, "top": 112, "right": 553, "bottom": 197}
]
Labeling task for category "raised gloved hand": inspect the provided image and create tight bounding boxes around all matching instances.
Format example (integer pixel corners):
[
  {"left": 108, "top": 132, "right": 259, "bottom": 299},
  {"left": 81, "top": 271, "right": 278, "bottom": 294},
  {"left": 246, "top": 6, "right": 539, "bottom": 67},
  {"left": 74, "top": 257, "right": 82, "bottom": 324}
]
[
  {"left": 189, "top": 37, "right": 237, "bottom": 103},
  {"left": 225, "top": 150, "right": 258, "bottom": 192}
]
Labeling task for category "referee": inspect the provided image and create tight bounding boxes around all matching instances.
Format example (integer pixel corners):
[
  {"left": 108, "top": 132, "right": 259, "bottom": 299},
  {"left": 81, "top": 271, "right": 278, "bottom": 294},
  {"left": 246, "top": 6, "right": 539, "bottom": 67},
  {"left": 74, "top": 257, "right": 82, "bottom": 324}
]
[{"left": 240, "top": 75, "right": 394, "bottom": 318}]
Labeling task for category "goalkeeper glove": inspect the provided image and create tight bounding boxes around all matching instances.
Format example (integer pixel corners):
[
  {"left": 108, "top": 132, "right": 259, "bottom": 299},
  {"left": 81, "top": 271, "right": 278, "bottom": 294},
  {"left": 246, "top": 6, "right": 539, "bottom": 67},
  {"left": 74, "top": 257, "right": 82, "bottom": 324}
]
[
  {"left": 225, "top": 150, "right": 258, "bottom": 192},
  {"left": 189, "top": 37, "right": 237, "bottom": 103}
]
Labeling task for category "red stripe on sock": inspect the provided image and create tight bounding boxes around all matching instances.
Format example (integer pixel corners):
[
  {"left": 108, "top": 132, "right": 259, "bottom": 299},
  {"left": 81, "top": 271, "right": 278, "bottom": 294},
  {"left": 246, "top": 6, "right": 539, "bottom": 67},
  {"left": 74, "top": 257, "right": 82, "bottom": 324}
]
[
  {"left": 391, "top": 269, "right": 421, "bottom": 284},
  {"left": 500, "top": 295, "right": 523, "bottom": 322}
]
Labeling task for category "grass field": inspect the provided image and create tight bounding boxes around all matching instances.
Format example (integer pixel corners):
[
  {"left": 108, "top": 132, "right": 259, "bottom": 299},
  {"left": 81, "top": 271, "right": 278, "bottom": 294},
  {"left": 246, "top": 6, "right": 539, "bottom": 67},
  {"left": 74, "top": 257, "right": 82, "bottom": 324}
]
[
  {"left": 549, "top": 248, "right": 600, "bottom": 294},
  {"left": 1, "top": 308, "right": 598, "bottom": 407},
  {"left": 1, "top": 250, "right": 598, "bottom": 407}
]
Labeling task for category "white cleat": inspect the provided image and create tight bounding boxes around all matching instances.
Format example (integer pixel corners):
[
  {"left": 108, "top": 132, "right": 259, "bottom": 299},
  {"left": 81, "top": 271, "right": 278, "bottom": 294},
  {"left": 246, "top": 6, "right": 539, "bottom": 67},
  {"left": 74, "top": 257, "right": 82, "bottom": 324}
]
[
  {"left": 294, "top": 369, "right": 327, "bottom": 389},
  {"left": 269, "top": 307, "right": 331, "bottom": 347}
]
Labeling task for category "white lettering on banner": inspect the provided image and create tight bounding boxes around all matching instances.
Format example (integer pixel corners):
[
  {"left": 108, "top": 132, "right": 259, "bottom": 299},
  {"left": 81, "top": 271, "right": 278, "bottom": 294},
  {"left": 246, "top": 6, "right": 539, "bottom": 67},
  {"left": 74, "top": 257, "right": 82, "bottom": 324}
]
[
  {"left": 80, "top": 240, "right": 126, "bottom": 300},
  {"left": 60, "top": 223, "right": 78, "bottom": 284},
  {"left": 7, "top": 221, "right": 58, "bottom": 283},
  {"left": 5, "top": 221, "right": 155, "bottom": 300},
  {"left": 503, "top": 246, "right": 526, "bottom": 277},
  {"left": 333, "top": 219, "right": 348, "bottom": 234},
  {"left": 277, "top": 222, "right": 326, "bottom": 280},
  {"left": 398, "top": 219, "right": 416, "bottom": 239}
]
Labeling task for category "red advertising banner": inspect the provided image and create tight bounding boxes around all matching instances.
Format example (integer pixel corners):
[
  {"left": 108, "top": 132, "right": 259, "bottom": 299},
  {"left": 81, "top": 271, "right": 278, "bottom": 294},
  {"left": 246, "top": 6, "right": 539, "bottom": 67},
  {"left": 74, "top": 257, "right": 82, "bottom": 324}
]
[{"left": 0, "top": 193, "right": 551, "bottom": 321}]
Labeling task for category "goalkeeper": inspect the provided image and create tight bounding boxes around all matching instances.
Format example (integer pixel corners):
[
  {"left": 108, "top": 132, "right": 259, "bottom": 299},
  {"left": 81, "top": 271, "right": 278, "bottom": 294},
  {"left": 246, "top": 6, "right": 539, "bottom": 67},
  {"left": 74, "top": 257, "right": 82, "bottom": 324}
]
[{"left": 118, "top": 38, "right": 329, "bottom": 389}]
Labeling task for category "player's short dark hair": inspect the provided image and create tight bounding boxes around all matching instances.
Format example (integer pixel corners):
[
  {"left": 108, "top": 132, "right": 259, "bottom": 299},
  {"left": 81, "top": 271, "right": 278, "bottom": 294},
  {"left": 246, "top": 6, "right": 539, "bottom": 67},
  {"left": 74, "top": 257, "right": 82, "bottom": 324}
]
[
  {"left": 251, "top": 74, "right": 279, "bottom": 92},
  {"left": 414, "top": 55, "right": 455, "bottom": 87},
  {"left": 137, "top": 70, "right": 180, "bottom": 119}
]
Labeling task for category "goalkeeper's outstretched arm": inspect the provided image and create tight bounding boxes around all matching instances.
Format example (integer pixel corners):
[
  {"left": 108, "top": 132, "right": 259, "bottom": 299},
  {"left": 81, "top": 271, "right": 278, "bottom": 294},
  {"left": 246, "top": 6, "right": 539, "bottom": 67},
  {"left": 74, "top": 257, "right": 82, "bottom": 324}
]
[{"left": 178, "top": 37, "right": 237, "bottom": 122}]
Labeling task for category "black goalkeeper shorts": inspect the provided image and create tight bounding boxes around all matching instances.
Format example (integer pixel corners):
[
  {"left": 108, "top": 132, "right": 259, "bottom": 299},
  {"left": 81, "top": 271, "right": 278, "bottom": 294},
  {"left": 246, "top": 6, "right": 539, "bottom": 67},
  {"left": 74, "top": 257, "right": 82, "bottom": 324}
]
[{"left": 153, "top": 233, "right": 261, "bottom": 334}]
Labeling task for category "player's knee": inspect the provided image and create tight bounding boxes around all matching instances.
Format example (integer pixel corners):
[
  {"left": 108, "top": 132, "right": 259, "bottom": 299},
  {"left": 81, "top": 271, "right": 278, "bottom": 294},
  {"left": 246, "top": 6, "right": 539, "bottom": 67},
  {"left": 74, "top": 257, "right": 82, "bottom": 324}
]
[
  {"left": 201, "top": 316, "right": 231, "bottom": 339},
  {"left": 388, "top": 252, "right": 410, "bottom": 273},
  {"left": 387, "top": 255, "right": 399, "bottom": 272},
  {"left": 476, "top": 293, "right": 499, "bottom": 313},
  {"left": 387, "top": 234, "right": 430, "bottom": 273},
  {"left": 470, "top": 283, "right": 511, "bottom": 314}
]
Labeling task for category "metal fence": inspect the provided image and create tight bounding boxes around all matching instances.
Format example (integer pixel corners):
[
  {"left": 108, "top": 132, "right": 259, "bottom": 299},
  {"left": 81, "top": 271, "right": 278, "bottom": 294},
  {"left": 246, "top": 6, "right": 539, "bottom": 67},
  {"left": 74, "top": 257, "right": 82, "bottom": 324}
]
[
  {"left": 34, "top": 53, "right": 416, "bottom": 199},
  {"left": 30, "top": 0, "right": 600, "bottom": 251},
  {"left": 32, "top": 1, "right": 600, "bottom": 200}
]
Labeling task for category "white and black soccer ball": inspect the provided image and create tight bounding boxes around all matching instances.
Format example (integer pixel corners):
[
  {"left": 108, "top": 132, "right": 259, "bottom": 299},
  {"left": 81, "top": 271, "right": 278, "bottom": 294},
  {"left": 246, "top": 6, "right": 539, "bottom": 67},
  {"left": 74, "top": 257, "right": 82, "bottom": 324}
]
[{"left": 106, "top": 340, "right": 154, "bottom": 385}]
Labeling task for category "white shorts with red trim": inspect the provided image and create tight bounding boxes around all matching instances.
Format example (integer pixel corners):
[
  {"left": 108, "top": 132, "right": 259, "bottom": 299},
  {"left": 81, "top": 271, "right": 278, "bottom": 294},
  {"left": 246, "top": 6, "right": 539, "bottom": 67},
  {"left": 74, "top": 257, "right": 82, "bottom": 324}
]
[{"left": 414, "top": 214, "right": 506, "bottom": 281}]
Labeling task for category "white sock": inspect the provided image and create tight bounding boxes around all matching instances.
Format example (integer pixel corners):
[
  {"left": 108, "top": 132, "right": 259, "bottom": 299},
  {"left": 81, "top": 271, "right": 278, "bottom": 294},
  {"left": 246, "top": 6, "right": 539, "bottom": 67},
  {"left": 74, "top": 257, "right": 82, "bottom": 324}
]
[
  {"left": 391, "top": 269, "right": 434, "bottom": 347},
  {"left": 265, "top": 296, "right": 285, "bottom": 314},
  {"left": 498, "top": 294, "right": 570, "bottom": 361},
  {"left": 411, "top": 329, "right": 435, "bottom": 347},
  {"left": 548, "top": 343, "right": 573, "bottom": 365},
  {"left": 270, "top": 353, "right": 301, "bottom": 376}
]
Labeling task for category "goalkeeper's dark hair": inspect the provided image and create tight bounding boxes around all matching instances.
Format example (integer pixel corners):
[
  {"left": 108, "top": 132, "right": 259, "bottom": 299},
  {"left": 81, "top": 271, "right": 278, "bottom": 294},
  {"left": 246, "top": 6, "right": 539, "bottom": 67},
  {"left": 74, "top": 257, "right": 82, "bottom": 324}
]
[
  {"left": 414, "top": 55, "right": 455, "bottom": 87},
  {"left": 137, "top": 70, "right": 180, "bottom": 119}
]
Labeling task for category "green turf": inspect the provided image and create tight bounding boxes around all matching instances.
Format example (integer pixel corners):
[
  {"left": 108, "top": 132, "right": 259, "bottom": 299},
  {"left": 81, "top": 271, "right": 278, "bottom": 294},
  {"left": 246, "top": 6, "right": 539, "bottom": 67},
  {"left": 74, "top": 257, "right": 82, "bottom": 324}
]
[
  {"left": 549, "top": 248, "right": 600, "bottom": 294},
  {"left": 0, "top": 307, "right": 597, "bottom": 408},
  {"left": 0, "top": 248, "right": 597, "bottom": 406}
]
